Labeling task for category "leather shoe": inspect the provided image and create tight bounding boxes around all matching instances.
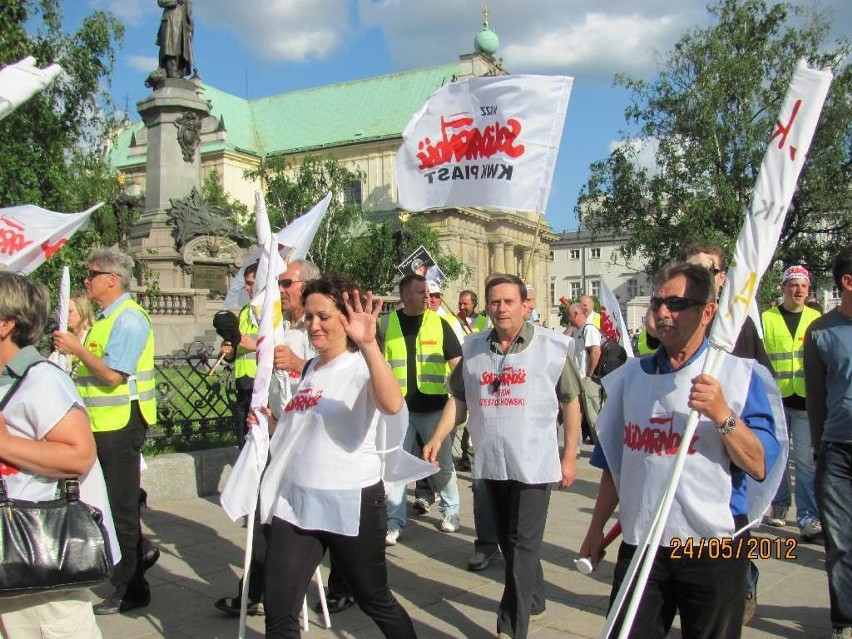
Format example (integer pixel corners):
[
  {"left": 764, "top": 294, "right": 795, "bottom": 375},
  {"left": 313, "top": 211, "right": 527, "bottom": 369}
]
[
  {"left": 214, "top": 596, "right": 264, "bottom": 617},
  {"left": 93, "top": 587, "right": 151, "bottom": 615},
  {"left": 467, "top": 548, "right": 500, "bottom": 571},
  {"left": 141, "top": 546, "right": 160, "bottom": 572},
  {"left": 313, "top": 592, "right": 355, "bottom": 614}
]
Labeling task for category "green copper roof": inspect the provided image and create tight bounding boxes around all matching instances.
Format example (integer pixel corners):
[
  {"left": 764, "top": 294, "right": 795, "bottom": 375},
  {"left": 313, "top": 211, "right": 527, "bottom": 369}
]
[{"left": 109, "top": 62, "right": 461, "bottom": 169}]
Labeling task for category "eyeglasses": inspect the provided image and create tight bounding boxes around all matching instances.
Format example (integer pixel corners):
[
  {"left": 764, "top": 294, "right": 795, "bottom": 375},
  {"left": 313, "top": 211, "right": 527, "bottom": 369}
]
[
  {"left": 278, "top": 278, "right": 301, "bottom": 288},
  {"left": 86, "top": 270, "right": 113, "bottom": 280},
  {"left": 649, "top": 296, "right": 706, "bottom": 312}
]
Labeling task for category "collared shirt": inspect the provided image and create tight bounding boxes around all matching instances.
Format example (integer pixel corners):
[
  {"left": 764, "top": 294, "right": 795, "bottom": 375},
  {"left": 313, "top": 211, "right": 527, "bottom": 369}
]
[
  {"left": 590, "top": 338, "right": 780, "bottom": 516},
  {"left": 448, "top": 321, "right": 581, "bottom": 404},
  {"left": 97, "top": 292, "right": 151, "bottom": 394}
]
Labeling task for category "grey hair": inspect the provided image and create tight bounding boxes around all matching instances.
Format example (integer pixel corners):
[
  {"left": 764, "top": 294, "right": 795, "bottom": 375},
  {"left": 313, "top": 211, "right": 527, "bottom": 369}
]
[
  {"left": 87, "top": 247, "right": 135, "bottom": 291},
  {"left": 0, "top": 272, "right": 49, "bottom": 348},
  {"left": 292, "top": 259, "right": 320, "bottom": 282},
  {"left": 568, "top": 302, "right": 585, "bottom": 316}
]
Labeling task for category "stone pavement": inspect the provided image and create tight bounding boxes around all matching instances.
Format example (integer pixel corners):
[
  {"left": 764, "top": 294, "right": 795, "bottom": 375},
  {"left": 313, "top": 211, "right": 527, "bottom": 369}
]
[{"left": 94, "top": 450, "right": 833, "bottom": 638}]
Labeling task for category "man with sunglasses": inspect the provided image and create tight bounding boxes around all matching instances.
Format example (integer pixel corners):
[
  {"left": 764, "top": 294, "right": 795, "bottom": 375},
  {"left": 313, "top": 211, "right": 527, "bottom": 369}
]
[
  {"left": 581, "top": 262, "right": 783, "bottom": 639},
  {"left": 682, "top": 242, "right": 773, "bottom": 624},
  {"left": 53, "top": 248, "right": 160, "bottom": 615}
]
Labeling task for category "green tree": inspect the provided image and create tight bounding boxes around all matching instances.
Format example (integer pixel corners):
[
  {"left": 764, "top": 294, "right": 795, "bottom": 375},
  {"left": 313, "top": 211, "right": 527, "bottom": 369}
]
[
  {"left": 246, "top": 155, "right": 464, "bottom": 293},
  {"left": 1, "top": 0, "right": 125, "bottom": 292},
  {"left": 579, "top": 0, "right": 852, "bottom": 288}
]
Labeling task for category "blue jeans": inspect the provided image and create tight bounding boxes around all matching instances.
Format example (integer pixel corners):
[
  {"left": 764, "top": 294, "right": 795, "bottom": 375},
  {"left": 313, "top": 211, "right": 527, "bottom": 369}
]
[
  {"left": 386, "top": 411, "right": 460, "bottom": 530},
  {"left": 771, "top": 407, "right": 820, "bottom": 526},
  {"left": 815, "top": 442, "right": 852, "bottom": 629}
]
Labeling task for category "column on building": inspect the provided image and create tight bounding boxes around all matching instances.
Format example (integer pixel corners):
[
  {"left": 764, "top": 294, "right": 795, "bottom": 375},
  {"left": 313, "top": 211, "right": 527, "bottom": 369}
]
[
  {"left": 491, "top": 241, "right": 504, "bottom": 273},
  {"left": 503, "top": 242, "right": 515, "bottom": 275}
]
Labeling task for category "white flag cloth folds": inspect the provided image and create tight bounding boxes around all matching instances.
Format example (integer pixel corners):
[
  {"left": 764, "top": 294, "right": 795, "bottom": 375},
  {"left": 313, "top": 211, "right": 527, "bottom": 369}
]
[
  {"left": 54, "top": 266, "right": 71, "bottom": 370},
  {"left": 712, "top": 60, "right": 833, "bottom": 352},
  {"left": 396, "top": 75, "right": 572, "bottom": 213},
  {"left": 222, "top": 193, "right": 331, "bottom": 310},
  {"left": 0, "top": 56, "right": 62, "bottom": 121},
  {"left": 599, "top": 279, "right": 634, "bottom": 359},
  {"left": 0, "top": 204, "right": 101, "bottom": 274}
]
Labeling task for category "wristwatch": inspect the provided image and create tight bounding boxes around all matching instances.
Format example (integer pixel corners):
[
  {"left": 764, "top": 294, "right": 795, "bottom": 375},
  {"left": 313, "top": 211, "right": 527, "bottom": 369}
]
[{"left": 717, "top": 413, "right": 738, "bottom": 435}]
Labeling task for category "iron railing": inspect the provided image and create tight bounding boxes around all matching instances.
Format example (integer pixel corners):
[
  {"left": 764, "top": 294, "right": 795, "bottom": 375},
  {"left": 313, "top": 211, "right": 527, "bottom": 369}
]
[{"left": 149, "top": 341, "right": 236, "bottom": 451}]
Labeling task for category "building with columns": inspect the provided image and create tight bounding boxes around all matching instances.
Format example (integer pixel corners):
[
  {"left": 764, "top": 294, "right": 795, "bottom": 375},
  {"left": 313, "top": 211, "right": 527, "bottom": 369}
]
[{"left": 109, "top": 13, "right": 558, "bottom": 336}]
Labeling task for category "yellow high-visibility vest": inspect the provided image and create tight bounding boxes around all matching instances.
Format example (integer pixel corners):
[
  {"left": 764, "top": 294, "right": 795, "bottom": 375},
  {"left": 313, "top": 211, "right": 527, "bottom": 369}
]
[
  {"left": 761, "top": 306, "right": 820, "bottom": 397},
  {"left": 382, "top": 310, "right": 447, "bottom": 395},
  {"left": 77, "top": 298, "right": 156, "bottom": 431},
  {"left": 234, "top": 305, "right": 259, "bottom": 379}
]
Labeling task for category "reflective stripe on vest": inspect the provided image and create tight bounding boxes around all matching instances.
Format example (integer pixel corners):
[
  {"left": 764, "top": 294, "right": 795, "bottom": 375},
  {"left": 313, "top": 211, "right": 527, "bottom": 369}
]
[
  {"left": 77, "top": 298, "right": 157, "bottom": 431},
  {"left": 234, "top": 305, "right": 259, "bottom": 379},
  {"left": 383, "top": 310, "right": 447, "bottom": 395},
  {"left": 761, "top": 306, "right": 820, "bottom": 398}
]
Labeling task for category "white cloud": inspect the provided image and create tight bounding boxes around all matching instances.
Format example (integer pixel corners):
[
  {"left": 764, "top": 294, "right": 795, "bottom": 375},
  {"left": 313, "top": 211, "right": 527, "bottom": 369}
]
[
  {"left": 196, "top": 0, "right": 350, "bottom": 62},
  {"left": 610, "top": 137, "right": 661, "bottom": 174},
  {"left": 88, "top": 0, "right": 151, "bottom": 25},
  {"left": 126, "top": 55, "right": 158, "bottom": 73}
]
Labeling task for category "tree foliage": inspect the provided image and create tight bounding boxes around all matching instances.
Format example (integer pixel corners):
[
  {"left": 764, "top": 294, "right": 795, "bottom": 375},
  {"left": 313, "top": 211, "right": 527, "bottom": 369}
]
[
  {"left": 579, "top": 0, "right": 852, "bottom": 289},
  {"left": 0, "top": 0, "right": 125, "bottom": 294},
  {"left": 245, "top": 155, "right": 464, "bottom": 293}
]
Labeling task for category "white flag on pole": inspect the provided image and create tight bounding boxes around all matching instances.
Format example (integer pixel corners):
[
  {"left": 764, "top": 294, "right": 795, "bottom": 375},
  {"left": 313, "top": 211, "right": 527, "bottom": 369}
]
[
  {"left": 396, "top": 75, "right": 572, "bottom": 213},
  {"left": 0, "top": 56, "right": 62, "bottom": 122},
  {"left": 712, "top": 60, "right": 833, "bottom": 352},
  {"left": 0, "top": 204, "right": 101, "bottom": 274},
  {"left": 54, "top": 266, "right": 71, "bottom": 371},
  {"left": 599, "top": 279, "right": 634, "bottom": 359}
]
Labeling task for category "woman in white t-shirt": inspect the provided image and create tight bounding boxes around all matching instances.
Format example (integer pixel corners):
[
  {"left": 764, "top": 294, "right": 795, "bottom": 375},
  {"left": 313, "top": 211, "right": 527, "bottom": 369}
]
[
  {"left": 0, "top": 273, "right": 115, "bottom": 639},
  {"left": 259, "top": 273, "right": 417, "bottom": 638}
]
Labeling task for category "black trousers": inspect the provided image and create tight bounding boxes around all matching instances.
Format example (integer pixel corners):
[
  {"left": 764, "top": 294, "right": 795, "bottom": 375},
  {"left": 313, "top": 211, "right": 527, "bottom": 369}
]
[
  {"left": 485, "top": 480, "right": 551, "bottom": 639},
  {"left": 608, "top": 533, "right": 749, "bottom": 639},
  {"left": 93, "top": 401, "right": 149, "bottom": 594},
  {"left": 264, "top": 481, "right": 416, "bottom": 638},
  {"left": 232, "top": 375, "right": 254, "bottom": 449}
]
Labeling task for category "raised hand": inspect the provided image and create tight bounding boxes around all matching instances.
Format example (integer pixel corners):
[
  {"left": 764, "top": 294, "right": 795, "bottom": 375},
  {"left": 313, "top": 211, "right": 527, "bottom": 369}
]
[{"left": 339, "top": 290, "right": 383, "bottom": 348}]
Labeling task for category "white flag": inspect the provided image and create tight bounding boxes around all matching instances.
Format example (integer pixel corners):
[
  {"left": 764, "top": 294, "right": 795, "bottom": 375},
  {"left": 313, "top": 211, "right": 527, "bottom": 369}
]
[
  {"left": 396, "top": 75, "right": 572, "bottom": 213},
  {"left": 222, "top": 193, "right": 331, "bottom": 310},
  {"left": 0, "top": 204, "right": 101, "bottom": 274},
  {"left": 712, "top": 60, "right": 833, "bottom": 352},
  {"left": 599, "top": 279, "right": 634, "bottom": 359},
  {"left": 0, "top": 56, "right": 62, "bottom": 121}
]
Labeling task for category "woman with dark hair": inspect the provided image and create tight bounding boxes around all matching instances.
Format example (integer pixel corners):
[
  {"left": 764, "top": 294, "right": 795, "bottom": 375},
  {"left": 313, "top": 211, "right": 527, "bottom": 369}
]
[{"left": 258, "top": 273, "right": 418, "bottom": 638}]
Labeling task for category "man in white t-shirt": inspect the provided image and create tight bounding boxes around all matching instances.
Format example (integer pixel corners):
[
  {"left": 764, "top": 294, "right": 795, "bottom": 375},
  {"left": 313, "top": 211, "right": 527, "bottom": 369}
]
[{"left": 568, "top": 302, "right": 603, "bottom": 433}]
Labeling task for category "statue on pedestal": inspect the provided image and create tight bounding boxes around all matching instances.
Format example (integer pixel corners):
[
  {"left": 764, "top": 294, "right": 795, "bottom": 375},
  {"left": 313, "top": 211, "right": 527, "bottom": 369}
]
[{"left": 156, "top": 0, "right": 194, "bottom": 79}]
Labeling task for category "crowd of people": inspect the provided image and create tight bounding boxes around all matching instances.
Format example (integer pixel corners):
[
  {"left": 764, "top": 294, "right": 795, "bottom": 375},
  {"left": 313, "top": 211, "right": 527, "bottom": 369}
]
[{"left": 0, "top": 241, "right": 850, "bottom": 639}]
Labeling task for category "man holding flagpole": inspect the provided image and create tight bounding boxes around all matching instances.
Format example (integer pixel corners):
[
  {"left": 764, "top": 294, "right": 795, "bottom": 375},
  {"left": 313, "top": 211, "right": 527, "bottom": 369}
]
[{"left": 580, "top": 262, "right": 783, "bottom": 638}]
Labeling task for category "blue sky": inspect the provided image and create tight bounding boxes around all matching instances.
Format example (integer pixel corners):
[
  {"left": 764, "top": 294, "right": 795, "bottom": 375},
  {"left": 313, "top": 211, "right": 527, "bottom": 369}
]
[{"left": 64, "top": 0, "right": 850, "bottom": 233}]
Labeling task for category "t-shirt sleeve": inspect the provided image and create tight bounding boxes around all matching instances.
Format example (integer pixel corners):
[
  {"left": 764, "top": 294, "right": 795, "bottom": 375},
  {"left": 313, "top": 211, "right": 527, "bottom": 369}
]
[
  {"left": 441, "top": 318, "right": 463, "bottom": 360},
  {"left": 447, "top": 362, "right": 466, "bottom": 402},
  {"left": 103, "top": 307, "right": 150, "bottom": 376},
  {"left": 14, "top": 365, "right": 85, "bottom": 440},
  {"left": 556, "top": 353, "right": 581, "bottom": 403},
  {"left": 742, "top": 369, "right": 781, "bottom": 480}
]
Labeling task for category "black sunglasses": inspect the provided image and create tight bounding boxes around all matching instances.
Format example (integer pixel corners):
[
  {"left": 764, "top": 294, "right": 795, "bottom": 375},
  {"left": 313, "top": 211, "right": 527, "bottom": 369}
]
[
  {"left": 278, "top": 278, "right": 301, "bottom": 288},
  {"left": 649, "top": 296, "right": 706, "bottom": 312},
  {"left": 86, "top": 269, "right": 114, "bottom": 280}
]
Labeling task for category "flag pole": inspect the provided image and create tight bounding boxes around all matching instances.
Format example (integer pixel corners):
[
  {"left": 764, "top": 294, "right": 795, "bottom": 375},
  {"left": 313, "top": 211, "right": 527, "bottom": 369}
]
[{"left": 522, "top": 211, "right": 544, "bottom": 281}]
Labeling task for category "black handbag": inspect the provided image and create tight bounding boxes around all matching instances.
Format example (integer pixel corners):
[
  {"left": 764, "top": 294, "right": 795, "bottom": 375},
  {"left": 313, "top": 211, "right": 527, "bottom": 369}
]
[{"left": 0, "top": 360, "right": 113, "bottom": 597}]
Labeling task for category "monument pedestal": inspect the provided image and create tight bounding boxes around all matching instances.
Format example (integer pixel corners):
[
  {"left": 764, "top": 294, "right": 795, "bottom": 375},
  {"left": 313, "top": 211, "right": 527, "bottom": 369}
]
[{"left": 130, "top": 78, "right": 211, "bottom": 289}]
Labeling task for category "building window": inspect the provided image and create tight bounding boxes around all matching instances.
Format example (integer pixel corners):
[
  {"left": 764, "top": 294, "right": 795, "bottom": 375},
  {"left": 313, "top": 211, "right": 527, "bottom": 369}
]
[
  {"left": 343, "top": 180, "right": 363, "bottom": 207},
  {"left": 627, "top": 278, "right": 639, "bottom": 299},
  {"left": 549, "top": 250, "right": 554, "bottom": 261},
  {"left": 569, "top": 280, "right": 582, "bottom": 299},
  {"left": 570, "top": 249, "right": 580, "bottom": 260},
  {"left": 589, "top": 279, "right": 600, "bottom": 297},
  {"left": 550, "top": 279, "right": 555, "bottom": 303},
  {"left": 590, "top": 247, "right": 601, "bottom": 259},
  {"left": 831, "top": 286, "right": 840, "bottom": 300}
]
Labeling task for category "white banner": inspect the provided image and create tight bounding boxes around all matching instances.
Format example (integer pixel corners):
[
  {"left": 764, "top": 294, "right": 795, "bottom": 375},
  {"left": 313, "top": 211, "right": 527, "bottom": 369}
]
[
  {"left": 0, "top": 56, "right": 62, "bottom": 122},
  {"left": 396, "top": 75, "right": 572, "bottom": 213},
  {"left": 54, "top": 266, "right": 71, "bottom": 371},
  {"left": 0, "top": 204, "right": 101, "bottom": 274},
  {"left": 712, "top": 60, "right": 833, "bottom": 352},
  {"left": 599, "top": 279, "right": 634, "bottom": 358}
]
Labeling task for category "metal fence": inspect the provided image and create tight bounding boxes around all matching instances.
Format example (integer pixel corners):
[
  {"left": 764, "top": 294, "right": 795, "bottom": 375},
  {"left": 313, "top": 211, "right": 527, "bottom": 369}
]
[{"left": 149, "top": 341, "right": 237, "bottom": 451}]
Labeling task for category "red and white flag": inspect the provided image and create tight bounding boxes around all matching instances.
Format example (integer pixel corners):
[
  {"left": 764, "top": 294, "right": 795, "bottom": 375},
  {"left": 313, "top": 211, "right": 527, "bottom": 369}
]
[
  {"left": 712, "top": 60, "right": 833, "bottom": 352},
  {"left": 396, "top": 75, "right": 572, "bottom": 213},
  {"left": 0, "top": 204, "right": 101, "bottom": 275}
]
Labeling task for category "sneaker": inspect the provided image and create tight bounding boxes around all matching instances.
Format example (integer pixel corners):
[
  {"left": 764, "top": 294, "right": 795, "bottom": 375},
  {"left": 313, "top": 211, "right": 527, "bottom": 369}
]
[
  {"left": 385, "top": 528, "right": 400, "bottom": 546},
  {"left": 467, "top": 548, "right": 500, "bottom": 571},
  {"left": 764, "top": 507, "right": 786, "bottom": 527},
  {"left": 413, "top": 497, "right": 432, "bottom": 514},
  {"left": 440, "top": 513, "right": 460, "bottom": 533},
  {"left": 313, "top": 592, "right": 355, "bottom": 614},
  {"left": 832, "top": 628, "right": 852, "bottom": 639},
  {"left": 800, "top": 518, "right": 823, "bottom": 541},
  {"left": 456, "top": 457, "right": 471, "bottom": 472},
  {"left": 213, "top": 596, "right": 264, "bottom": 617}
]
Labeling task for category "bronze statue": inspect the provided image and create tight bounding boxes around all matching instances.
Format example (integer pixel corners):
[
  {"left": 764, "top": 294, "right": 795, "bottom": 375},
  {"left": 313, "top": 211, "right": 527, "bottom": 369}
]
[{"left": 156, "top": 0, "right": 193, "bottom": 79}]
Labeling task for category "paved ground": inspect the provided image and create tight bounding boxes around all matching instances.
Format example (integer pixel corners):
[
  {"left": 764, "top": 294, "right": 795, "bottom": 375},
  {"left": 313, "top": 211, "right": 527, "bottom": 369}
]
[{"left": 93, "top": 448, "right": 833, "bottom": 638}]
